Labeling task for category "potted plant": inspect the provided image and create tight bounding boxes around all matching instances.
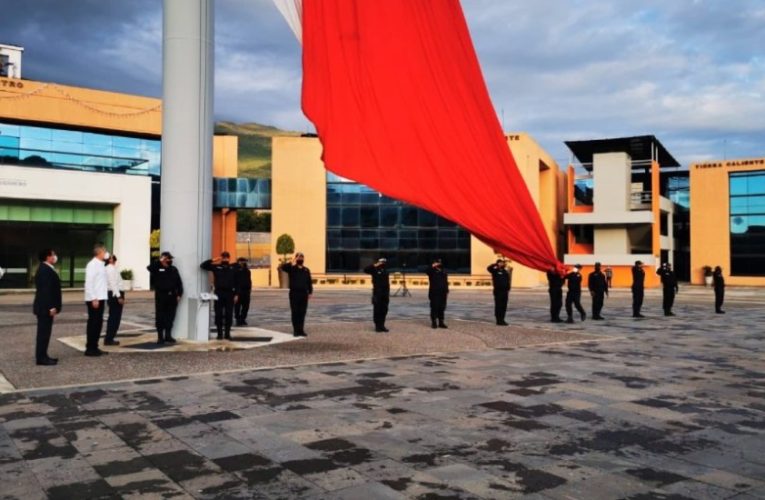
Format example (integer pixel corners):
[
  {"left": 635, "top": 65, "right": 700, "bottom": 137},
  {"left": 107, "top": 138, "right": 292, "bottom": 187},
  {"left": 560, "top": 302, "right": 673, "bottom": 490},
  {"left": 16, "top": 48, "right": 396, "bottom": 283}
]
[
  {"left": 275, "top": 234, "right": 295, "bottom": 289},
  {"left": 120, "top": 269, "right": 134, "bottom": 291},
  {"left": 702, "top": 266, "right": 713, "bottom": 287}
]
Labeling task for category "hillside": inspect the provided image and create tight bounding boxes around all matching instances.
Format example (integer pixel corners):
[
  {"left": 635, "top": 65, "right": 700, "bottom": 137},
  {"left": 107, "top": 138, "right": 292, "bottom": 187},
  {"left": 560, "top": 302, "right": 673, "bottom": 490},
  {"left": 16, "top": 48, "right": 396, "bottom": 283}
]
[{"left": 214, "top": 121, "right": 301, "bottom": 178}]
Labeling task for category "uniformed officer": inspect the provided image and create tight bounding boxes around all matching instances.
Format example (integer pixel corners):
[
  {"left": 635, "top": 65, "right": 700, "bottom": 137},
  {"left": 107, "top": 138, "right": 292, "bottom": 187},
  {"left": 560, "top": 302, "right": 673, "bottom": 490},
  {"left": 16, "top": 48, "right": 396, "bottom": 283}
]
[
  {"left": 234, "top": 257, "right": 252, "bottom": 326},
  {"left": 656, "top": 262, "right": 679, "bottom": 316},
  {"left": 546, "top": 266, "right": 564, "bottom": 323},
  {"left": 713, "top": 265, "right": 725, "bottom": 314},
  {"left": 631, "top": 260, "right": 646, "bottom": 318},
  {"left": 587, "top": 262, "right": 608, "bottom": 320},
  {"left": 564, "top": 264, "right": 586, "bottom": 323},
  {"left": 201, "top": 251, "right": 239, "bottom": 340},
  {"left": 487, "top": 259, "right": 511, "bottom": 325},
  {"left": 280, "top": 252, "right": 313, "bottom": 337},
  {"left": 425, "top": 258, "right": 449, "bottom": 329},
  {"left": 363, "top": 257, "right": 390, "bottom": 332},
  {"left": 146, "top": 251, "right": 183, "bottom": 344}
]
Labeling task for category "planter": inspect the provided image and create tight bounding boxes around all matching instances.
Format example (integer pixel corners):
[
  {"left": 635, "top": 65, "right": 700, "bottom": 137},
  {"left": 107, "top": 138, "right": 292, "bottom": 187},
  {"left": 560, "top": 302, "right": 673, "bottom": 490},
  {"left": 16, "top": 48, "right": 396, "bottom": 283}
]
[
  {"left": 278, "top": 270, "right": 289, "bottom": 289},
  {"left": 123, "top": 280, "right": 133, "bottom": 291},
  {"left": 704, "top": 276, "right": 713, "bottom": 287}
]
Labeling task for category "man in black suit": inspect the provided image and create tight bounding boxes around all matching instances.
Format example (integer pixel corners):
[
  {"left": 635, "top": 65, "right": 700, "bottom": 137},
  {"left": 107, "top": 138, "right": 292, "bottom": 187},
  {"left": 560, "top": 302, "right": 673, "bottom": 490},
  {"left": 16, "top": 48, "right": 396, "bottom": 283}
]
[
  {"left": 656, "top": 262, "right": 679, "bottom": 316},
  {"left": 33, "top": 249, "right": 62, "bottom": 366},
  {"left": 564, "top": 264, "right": 586, "bottom": 323},
  {"left": 234, "top": 257, "right": 253, "bottom": 326},
  {"left": 279, "top": 252, "right": 313, "bottom": 337},
  {"left": 713, "top": 266, "right": 725, "bottom": 314},
  {"left": 147, "top": 252, "right": 184, "bottom": 344},
  {"left": 201, "top": 251, "right": 239, "bottom": 340},
  {"left": 631, "top": 260, "right": 646, "bottom": 318},
  {"left": 487, "top": 259, "right": 511, "bottom": 325},
  {"left": 425, "top": 258, "right": 449, "bottom": 329},
  {"left": 587, "top": 262, "right": 608, "bottom": 320},
  {"left": 364, "top": 258, "right": 391, "bottom": 332},
  {"left": 546, "top": 266, "right": 564, "bottom": 323}
]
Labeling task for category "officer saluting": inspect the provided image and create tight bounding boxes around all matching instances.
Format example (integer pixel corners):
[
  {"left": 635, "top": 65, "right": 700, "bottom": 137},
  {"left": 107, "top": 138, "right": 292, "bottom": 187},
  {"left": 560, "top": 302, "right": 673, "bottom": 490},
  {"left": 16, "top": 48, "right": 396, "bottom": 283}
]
[
  {"left": 631, "top": 260, "right": 646, "bottom": 318},
  {"left": 564, "top": 264, "right": 586, "bottom": 323},
  {"left": 546, "top": 266, "right": 564, "bottom": 323},
  {"left": 147, "top": 251, "right": 183, "bottom": 344},
  {"left": 587, "top": 262, "right": 608, "bottom": 320},
  {"left": 425, "top": 258, "right": 449, "bottom": 329},
  {"left": 656, "top": 262, "right": 679, "bottom": 316},
  {"left": 487, "top": 259, "right": 511, "bottom": 325},
  {"left": 201, "top": 251, "right": 238, "bottom": 340},
  {"left": 280, "top": 252, "right": 313, "bottom": 337},
  {"left": 363, "top": 258, "right": 390, "bottom": 332}
]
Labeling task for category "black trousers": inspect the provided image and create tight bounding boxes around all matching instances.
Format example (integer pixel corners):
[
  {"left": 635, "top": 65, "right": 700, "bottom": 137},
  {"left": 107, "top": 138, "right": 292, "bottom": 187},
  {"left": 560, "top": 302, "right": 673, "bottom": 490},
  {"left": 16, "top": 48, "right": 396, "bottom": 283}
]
[
  {"left": 714, "top": 287, "right": 724, "bottom": 312},
  {"left": 549, "top": 288, "right": 563, "bottom": 320},
  {"left": 632, "top": 287, "right": 644, "bottom": 316},
  {"left": 493, "top": 290, "right": 509, "bottom": 323},
  {"left": 234, "top": 288, "right": 251, "bottom": 323},
  {"left": 36, "top": 313, "right": 54, "bottom": 362},
  {"left": 106, "top": 293, "right": 123, "bottom": 341},
  {"left": 289, "top": 290, "right": 309, "bottom": 334},
  {"left": 214, "top": 290, "right": 235, "bottom": 336},
  {"left": 592, "top": 291, "right": 605, "bottom": 318},
  {"left": 565, "top": 290, "right": 585, "bottom": 319},
  {"left": 372, "top": 293, "right": 389, "bottom": 328},
  {"left": 429, "top": 293, "right": 447, "bottom": 323},
  {"left": 85, "top": 300, "right": 105, "bottom": 352},
  {"left": 662, "top": 288, "right": 676, "bottom": 314},
  {"left": 155, "top": 292, "right": 178, "bottom": 337}
]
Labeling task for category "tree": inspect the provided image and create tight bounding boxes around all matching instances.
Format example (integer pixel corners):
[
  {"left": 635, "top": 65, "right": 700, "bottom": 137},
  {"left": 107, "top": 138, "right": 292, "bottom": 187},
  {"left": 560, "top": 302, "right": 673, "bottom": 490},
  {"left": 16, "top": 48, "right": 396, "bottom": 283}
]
[
  {"left": 149, "top": 229, "right": 161, "bottom": 258},
  {"left": 237, "top": 210, "right": 271, "bottom": 232},
  {"left": 275, "top": 234, "right": 295, "bottom": 264}
]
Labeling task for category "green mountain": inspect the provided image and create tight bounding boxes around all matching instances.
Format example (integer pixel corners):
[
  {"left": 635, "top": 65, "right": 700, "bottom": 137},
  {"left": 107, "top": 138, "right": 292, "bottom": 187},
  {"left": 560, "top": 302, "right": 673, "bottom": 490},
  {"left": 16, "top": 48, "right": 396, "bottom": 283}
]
[{"left": 214, "top": 121, "right": 300, "bottom": 178}]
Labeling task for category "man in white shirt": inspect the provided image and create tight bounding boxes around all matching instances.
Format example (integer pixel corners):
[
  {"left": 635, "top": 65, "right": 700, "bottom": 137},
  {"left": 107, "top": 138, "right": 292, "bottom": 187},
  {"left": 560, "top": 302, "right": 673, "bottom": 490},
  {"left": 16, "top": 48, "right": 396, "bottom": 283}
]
[
  {"left": 105, "top": 254, "right": 125, "bottom": 346},
  {"left": 84, "top": 243, "right": 109, "bottom": 356}
]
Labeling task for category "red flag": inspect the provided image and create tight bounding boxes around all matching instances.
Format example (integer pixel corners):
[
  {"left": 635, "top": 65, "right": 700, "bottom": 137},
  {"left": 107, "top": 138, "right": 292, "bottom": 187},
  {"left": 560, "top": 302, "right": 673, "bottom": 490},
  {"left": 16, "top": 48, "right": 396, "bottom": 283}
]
[{"left": 302, "top": 0, "right": 561, "bottom": 273}]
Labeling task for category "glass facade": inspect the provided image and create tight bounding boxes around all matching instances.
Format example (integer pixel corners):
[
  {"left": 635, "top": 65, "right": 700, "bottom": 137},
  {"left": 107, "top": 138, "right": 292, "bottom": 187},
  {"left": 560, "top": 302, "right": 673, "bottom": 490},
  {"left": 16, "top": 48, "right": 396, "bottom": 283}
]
[
  {"left": 730, "top": 170, "right": 765, "bottom": 276},
  {"left": 326, "top": 173, "right": 471, "bottom": 273},
  {"left": 0, "top": 122, "right": 160, "bottom": 176},
  {"left": 213, "top": 178, "right": 271, "bottom": 209}
]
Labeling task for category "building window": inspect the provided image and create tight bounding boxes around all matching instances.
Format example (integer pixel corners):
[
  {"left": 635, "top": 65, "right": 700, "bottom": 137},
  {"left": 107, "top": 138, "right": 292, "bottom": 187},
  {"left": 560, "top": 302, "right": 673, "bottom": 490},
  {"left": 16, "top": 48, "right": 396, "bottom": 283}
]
[
  {"left": 326, "top": 173, "right": 471, "bottom": 273},
  {"left": 660, "top": 212, "right": 669, "bottom": 236},
  {"left": 572, "top": 225, "right": 593, "bottom": 245},
  {"left": 729, "top": 170, "right": 765, "bottom": 276}
]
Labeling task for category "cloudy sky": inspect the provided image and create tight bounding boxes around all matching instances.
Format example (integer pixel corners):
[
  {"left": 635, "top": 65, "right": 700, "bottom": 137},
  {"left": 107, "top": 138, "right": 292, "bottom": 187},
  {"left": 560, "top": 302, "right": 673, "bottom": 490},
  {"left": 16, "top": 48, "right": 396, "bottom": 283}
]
[{"left": 2, "top": 0, "right": 763, "bottom": 166}]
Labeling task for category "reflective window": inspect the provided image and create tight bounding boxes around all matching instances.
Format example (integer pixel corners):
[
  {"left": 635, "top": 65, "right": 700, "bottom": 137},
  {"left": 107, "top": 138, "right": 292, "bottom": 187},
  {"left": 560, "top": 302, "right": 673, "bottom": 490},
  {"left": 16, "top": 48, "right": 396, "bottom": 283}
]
[
  {"left": 729, "top": 171, "right": 765, "bottom": 276},
  {"left": 326, "top": 175, "right": 471, "bottom": 273},
  {"left": 213, "top": 178, "right": 271, "bottom": 209}
]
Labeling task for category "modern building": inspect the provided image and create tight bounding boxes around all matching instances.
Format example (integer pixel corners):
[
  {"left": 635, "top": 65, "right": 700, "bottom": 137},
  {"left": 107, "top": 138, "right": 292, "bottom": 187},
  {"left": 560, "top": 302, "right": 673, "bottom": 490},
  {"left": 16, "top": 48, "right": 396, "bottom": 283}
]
[
  {"left": 563, "top": 136, "right": 689, "bottom": 288},
  {"left": 270, "top": 133, "right": 566, "bottom": 287},
  {"left": 0, "top": 50, "right": 268, "bottom": 289},
  {"left": 690, "top": 157, "right": 765, "bottom": 286}
]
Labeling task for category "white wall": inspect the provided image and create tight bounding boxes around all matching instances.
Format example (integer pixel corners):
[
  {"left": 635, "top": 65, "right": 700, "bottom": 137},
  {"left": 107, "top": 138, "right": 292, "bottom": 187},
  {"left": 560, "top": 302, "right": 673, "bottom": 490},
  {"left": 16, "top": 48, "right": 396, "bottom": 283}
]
[
  {"left": 0, "top": 44, "right": 23, "bottom": 78},
  {"left": 0, "top": 165, "right": 152, "bottom": 289}
]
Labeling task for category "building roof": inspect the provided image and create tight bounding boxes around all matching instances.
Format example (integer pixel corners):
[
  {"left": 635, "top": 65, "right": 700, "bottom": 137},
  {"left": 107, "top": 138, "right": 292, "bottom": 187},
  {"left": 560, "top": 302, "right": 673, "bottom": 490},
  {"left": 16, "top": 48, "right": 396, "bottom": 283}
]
[{"left": 565, "top": 135, "right": 680, "bottom": 168}]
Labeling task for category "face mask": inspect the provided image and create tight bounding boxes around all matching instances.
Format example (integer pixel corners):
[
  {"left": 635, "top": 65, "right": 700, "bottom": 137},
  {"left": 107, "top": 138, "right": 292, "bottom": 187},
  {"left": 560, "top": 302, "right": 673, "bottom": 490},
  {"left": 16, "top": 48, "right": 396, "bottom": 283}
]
[
  {"left": 222, "top": 259, "right": 229, "bottom": 265},
  {"left": 167, "top": 259, "right": 173, "bottom": 266},
  {"left": 103, "top": 251, "right": 110, "bottom": 260},
  {"left": 296, "top": 259, "right": 304, "bottom": 265}
]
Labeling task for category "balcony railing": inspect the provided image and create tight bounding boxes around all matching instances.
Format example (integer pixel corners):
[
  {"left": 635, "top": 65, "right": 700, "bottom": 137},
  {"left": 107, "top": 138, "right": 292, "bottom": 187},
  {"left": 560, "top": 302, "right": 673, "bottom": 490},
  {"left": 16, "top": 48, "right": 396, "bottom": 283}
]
[{"left": 630, "top": 191, "right": 652, "bottom": 209}]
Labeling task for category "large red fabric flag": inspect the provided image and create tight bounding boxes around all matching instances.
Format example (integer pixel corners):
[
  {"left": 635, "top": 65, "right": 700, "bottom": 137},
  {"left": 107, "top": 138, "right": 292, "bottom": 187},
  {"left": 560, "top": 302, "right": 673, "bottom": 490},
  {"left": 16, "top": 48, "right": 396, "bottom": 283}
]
[{"left": 301, "top": 0, "right": 562, "bottom": 273}]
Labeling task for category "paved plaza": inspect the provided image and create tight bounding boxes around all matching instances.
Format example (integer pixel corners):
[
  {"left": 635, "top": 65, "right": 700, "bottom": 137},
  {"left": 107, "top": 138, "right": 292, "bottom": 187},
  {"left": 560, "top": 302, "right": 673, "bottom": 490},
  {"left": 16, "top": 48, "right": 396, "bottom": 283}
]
[{"left": 1, "top": 287, "right": 764, "bottom": 499}]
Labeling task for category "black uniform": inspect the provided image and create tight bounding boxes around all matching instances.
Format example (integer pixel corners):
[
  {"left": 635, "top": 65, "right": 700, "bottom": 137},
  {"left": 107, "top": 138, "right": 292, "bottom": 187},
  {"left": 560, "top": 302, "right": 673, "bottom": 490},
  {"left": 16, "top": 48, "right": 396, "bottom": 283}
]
[
  {"left": 33, "top": 263, "right": 62, "bottom": 363},
  {"left": 546, "top": 270, "right": 564, "bottom": 322},
  {"left": 234, "top": 265, "right": 253, "bottom": 326},
  {"left": 564, "top": 271, "right": 586, "bottom": 322},
  {"left": 656, "top": 266, "right": 679, "bottom": 316},
  {"left": 631, "top": 265, "right": 645, "bottom": 317},
  {"left": 713, "top": 270, "right": 725, "bottom": 313},
  {"left": 147, "top": 261, "right": 183, "bottom": 342},
  {"left": 487, "top": 264, "right": 511, "bottom": 325},
  {"left": 200, "top": 260, "right": 238, "bottom": 339},
  {"left": 363, "top": 264, "right": 390, "bottom": 331},
  {"left": 587, "top": 270, "right": 608, "bottom": 320},
  {"left": 425, "top": 266, "right": 449, "bottom": 327},
  {"left": 280, "top": 263, "right": 313, "bottom": 336}
]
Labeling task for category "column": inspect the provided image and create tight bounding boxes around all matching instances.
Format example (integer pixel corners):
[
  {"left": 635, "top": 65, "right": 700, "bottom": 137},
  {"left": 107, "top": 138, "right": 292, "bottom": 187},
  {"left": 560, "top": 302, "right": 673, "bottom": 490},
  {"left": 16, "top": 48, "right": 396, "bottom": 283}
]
[{"left": 160, "top": 0, "right": 214, "bottom": 341}]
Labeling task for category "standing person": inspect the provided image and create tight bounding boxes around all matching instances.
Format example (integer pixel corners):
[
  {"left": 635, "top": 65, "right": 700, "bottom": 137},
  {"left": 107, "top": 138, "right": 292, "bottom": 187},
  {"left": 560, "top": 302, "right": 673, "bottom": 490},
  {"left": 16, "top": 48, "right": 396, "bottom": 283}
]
[
  {"left": 425, "top": 258, "right": 449, "bottom": 329},
  {"left": 147, "top": 252, "right": 183, "bottom": 344},
  {"left": 487, "top": 259, "right": 511, "bottom": 326},
  {"left": 713, "top": 265, "right": 725, "bottom": 314},
  {"left": 84, "top": 244, "right": 109, "bottom": 357},
  {"left": 605, "top": 266, "right": 613, "bottom": 288},
  {"left": 201, "top": 252, "right": 239, "bottom": 340},
  {"left": 631, "top": 260, "right": 646, "bottom": 318},
  {"left": 564, "top": 264, "right": 586, "bottom": 324},
  {"left": 546, "top": 266, "right": 564, "bottom": 323},
  {"left": 104, "top": 254, "right": 124, "bottom": 346},
  {"left": 656, "top": 262, "right": 679, "bottom": 316},
  {"left": 364, "top": 258, "right": 390, "bottom": 332},
  {"left": 280, "top": 252, "right": 313, "bottom": 337},
  {"left": 33, "top": 249, "right": 62, "bottom": 366},
  {"left": 588, "top": 262, "right": 608, "bottom": 320},
  {"left": 234, "top": 257, "right": 252, "bottom": 326}
]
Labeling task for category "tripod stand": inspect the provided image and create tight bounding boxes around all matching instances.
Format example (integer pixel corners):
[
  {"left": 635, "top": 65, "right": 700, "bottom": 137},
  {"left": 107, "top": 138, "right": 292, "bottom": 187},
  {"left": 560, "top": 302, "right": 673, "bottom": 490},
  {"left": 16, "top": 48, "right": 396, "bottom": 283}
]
[{"left": 393, "top": 266, "right": 412, "bottom": 297}]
